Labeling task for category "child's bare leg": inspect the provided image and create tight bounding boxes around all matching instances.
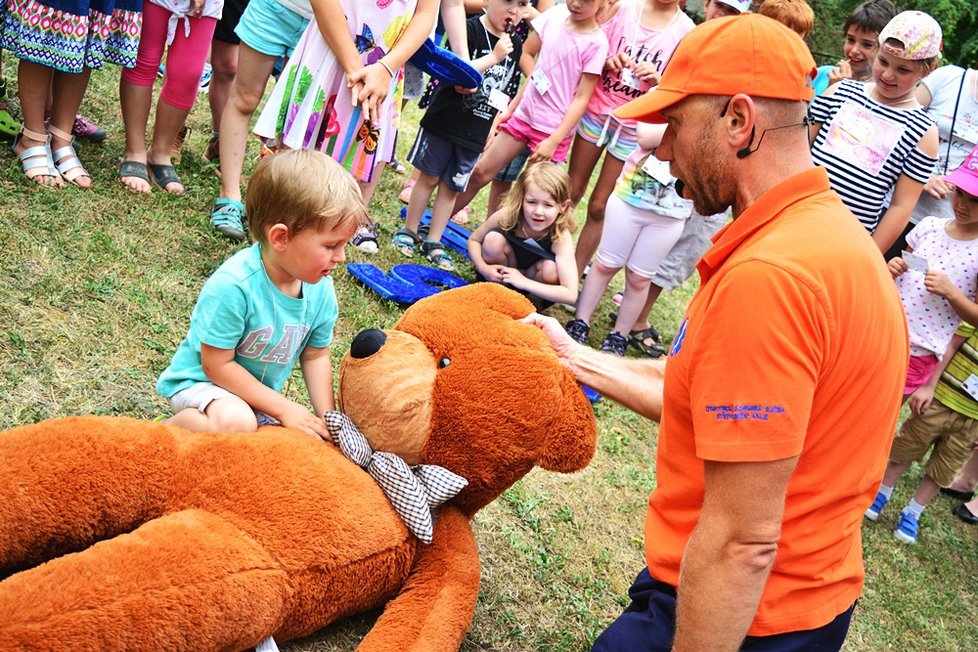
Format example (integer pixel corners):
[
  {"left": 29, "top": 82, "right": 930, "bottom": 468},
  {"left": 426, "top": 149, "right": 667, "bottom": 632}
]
[
  {"left": 218, "top": 44, "right": 277, "bottom": 201},
  {"left": 881, "top": 460, "right": 911, "bottom": 488},
  {"left": 566, "top": 134, "right": 603, "bottom": 204},
  {"left": 165, "top": 397, "right": 259, "bottom": 433},
  {"left": 427, "top": 181, "right": 460, "bottom": 243},
  {"left": 526, "top": 259, "right": 558, "bottom": 284},
  {"left": 575, "top": 157, "right": 626, "bottom": 275},
  {"left": 575, "top": 260, "right": 619, "bottom": 325},
  {"left": 405, "top": 171, "right": 440, "bottom": 233},
  {"left": 119, "top": 79, "right": 154, "bottom": 192},
  {"left": 481, "top": 231, "right": 517, "bottom": 269},
  {"left": 614, "top": 269, "right": 652, "bottom": 336},
  {"left": 487, "top": 179, "right": 512, "bottom": 218},
  {"left": 453, "top": 133, "right": 526, "bottom": 211},
  {"left": 910, "top": 475, "right": 942, "bottom": 507},
  {"left": 360, "top": 163, "right": 386, "bottom": 205}
]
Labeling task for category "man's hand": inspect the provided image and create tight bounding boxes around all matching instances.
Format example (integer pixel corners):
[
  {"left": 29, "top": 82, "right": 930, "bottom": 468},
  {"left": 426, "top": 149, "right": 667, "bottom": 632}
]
[{"left": 521, "top": 312, "right": 579, "bottom": 371}]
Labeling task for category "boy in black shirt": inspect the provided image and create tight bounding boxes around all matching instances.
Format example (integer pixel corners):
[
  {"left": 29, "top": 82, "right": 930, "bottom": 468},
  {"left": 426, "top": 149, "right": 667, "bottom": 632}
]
[{"left": 393, "top": 0, "right": 528, "bottom": 271}]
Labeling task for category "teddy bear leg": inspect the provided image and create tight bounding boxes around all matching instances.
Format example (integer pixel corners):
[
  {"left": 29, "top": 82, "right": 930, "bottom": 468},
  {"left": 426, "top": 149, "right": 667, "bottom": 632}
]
[
  {"left": 0, "top": 508, "right": 292, "bottom": 650},
  {"left": 0, "top": 416, "right": 177, "bottom": 574},
  {"left": 358, "top": 507, "right": 481, "bottom": 652}
]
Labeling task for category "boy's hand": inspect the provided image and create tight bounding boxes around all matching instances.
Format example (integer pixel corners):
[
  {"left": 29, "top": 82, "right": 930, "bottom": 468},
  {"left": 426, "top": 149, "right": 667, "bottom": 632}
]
[
  {"left": 925, "top": 270, "right": 957, "bottom": 299},
  {"left": 279, "top": 401, "right": 333, "bottom": 443},
  {"left": 924, "top": 175, "right": 953, "bottom": 200},
  {"left": 887, "top": 256, "right": 908, "bottom": 277},
  {"left": 492, "top": 33, "right": 514, "bottom": 63},
  {"left": 909, "top": 384, "right": 936, "bottom": 415},
  {"left": 529, "top": 136, "right": 558, "bottom": 163},
  {"left": 828, "top": 60, "right": 852, "bottom": 85}
]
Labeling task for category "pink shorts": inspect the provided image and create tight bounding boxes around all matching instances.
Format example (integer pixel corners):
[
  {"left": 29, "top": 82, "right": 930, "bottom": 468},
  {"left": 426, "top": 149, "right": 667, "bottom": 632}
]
[
  {"left": 904, "top": 353, "right": 940, "bottom": 395},
  {"left": 499, "top": 115, "right": 572, "bottom": 163}
]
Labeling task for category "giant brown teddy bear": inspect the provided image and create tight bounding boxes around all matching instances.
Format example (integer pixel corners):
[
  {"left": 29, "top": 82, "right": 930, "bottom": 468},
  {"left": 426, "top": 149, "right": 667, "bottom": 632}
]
[{"left": 0, "top": 284, "right": 596, "bottom": 651}]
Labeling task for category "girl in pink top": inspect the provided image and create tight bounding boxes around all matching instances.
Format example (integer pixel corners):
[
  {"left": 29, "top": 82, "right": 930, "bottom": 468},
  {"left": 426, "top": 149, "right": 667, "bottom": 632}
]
[
  {"left": 569, "top": 0, "right": 694, "bottom": 274},
  {"left": 452, "top": 0, "right": 609, "bottom": 216}
]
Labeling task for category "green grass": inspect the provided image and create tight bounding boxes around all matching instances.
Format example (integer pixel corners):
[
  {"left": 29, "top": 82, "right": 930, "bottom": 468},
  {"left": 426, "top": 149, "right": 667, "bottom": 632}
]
[{"left": 1, "top": 62, "right": 976, "bottom": 651}]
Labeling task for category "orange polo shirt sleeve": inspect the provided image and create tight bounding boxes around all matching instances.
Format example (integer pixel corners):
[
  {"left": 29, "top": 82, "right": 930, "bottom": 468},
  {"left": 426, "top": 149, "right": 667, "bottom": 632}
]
[{"left": 687, "top": 259, "right": 827, "bottom": 462}]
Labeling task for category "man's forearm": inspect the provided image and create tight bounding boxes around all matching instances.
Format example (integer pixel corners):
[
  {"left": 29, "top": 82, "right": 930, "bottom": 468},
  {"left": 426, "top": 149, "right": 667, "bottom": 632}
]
[{"left": 672, "top": 526, "right": 776, "bottom": 651}]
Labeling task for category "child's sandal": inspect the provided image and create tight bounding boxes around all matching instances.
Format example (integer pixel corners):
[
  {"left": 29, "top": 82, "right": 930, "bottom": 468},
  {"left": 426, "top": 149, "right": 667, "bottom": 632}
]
[
  {"left": 12, "top": 126, "right": 59, "bottom": 184},
  {"left": 421, "top": 239, "right": 455, "bottom": 272},
  {"left": 391, "top": 227, "right": 421, "bottom": 257},
  {"left": 48, "top": 124, "right": 91, "bottom": 188}
]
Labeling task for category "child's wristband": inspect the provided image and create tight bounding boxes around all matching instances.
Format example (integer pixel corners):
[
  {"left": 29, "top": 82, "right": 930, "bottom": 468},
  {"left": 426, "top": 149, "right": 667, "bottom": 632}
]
[{"left": 377, "top": 59, "right": 395, "bottom": 79}]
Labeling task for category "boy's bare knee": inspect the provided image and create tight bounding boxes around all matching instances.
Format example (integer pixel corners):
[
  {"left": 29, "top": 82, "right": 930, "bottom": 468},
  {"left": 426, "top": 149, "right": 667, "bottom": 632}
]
[{"left": 206, "top": 399, "right": 259, "bottom": 433}]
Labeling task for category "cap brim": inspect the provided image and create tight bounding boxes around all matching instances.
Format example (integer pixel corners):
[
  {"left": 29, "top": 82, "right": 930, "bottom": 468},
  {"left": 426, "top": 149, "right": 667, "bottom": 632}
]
[
  {"left": 614, "top": 88, "right": 689, "bottom": 124},
  {"left": 947, "top": 168, "right": 978, "bottom": 198}
]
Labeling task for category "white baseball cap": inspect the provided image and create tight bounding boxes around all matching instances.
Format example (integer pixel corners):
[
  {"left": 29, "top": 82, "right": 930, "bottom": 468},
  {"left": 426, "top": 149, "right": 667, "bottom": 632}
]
[{"left": 717, "top": 0, "right": 752, "bottom": 13}]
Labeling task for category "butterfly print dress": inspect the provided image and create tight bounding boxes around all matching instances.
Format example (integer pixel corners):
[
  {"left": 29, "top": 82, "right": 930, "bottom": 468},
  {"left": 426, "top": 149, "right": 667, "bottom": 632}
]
[{"left": 253, "top": 0, "right": 417, "bottom": 182}]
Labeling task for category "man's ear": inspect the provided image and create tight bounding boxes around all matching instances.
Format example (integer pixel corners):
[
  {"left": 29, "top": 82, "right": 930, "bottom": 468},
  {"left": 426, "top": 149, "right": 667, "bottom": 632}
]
[
  {"left": 267, "top": 223, "right": 290, "bottom": 251},
  {"left": 724, "top": 94, "right": 757, "bottom": 152}
]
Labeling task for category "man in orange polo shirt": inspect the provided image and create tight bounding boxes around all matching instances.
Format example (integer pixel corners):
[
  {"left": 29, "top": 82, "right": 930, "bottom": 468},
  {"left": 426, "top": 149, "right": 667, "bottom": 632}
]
[{"left": 524, "top": 13, "right": 908, "bottom": 651}]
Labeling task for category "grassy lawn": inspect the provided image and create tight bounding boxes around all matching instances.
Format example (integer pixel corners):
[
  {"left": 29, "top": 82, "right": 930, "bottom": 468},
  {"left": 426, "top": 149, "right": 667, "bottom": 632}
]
[{"left": 1, "top": 63, "right": 975, "bottom": 651}]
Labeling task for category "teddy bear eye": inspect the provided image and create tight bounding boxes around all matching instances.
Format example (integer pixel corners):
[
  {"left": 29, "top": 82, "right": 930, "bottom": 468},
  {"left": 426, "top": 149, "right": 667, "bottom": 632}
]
[{"left": 438, "top": 357, "right": 451, "bottom": 368}]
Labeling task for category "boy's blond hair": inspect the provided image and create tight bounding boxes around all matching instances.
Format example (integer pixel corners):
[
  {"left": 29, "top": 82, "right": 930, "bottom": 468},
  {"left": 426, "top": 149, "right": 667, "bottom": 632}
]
[
  {"left": 758, "top": 0, "right": 815, "bottom": 39},
  {"left": 498, "top": 162, "right": 577, "bottom": 242},
  {"left": 246, "top": 150, "right": 370, "bottom": 244}
]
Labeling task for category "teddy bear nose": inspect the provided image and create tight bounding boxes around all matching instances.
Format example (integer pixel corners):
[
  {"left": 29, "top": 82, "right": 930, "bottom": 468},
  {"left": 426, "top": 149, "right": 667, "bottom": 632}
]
[{"left": 350, "top": 329, "right": 388, "bottom": 359}]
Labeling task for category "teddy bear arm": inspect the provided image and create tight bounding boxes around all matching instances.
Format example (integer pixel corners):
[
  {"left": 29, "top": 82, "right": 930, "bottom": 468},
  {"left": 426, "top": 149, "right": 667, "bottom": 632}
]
[
  {"left": 357, "top": 507, "right": 480, "bottom": 652},
  {"left": 0, "top": 508, "right": 292, "bottom": 651}
]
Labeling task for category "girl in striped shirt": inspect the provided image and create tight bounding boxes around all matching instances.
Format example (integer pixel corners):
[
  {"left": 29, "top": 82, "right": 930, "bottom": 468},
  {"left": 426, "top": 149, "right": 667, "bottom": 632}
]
[{"left": 808, "top": 11, "right": 940, "bottom": 253}]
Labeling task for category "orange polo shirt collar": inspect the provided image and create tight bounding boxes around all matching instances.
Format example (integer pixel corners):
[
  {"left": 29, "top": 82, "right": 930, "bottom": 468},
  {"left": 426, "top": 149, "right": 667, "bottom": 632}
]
[{"left": 697, "top": 167, "right": 832, "bottom": 284}]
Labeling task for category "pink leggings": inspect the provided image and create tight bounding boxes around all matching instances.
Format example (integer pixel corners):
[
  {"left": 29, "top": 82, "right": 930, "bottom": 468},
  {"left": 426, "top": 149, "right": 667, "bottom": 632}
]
[{"left": 121, "top": 3, "right": 217, "bottom": 111}]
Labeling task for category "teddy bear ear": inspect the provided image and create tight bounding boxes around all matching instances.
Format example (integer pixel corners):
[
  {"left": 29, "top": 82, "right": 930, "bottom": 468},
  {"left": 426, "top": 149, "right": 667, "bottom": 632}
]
[
  {"left": 537, "top": 369, "right": 597, "bottom": 473},
  {"left": 397, "top": 283, "right": 533, "bottom": 330}
]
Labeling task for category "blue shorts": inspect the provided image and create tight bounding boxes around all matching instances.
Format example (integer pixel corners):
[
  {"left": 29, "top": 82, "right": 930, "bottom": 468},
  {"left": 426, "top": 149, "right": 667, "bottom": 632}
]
[
  {"left": 590, "top": 568, "right": 855, "bottom": 652},
  {"left": 408, "top": 128, "right": 481, "bottom": 193},
  {"left": 495, "top": 146, "right": 530, "bottom": 182},
  {"left": 235, "top": 0, "right": 309, "bottom": 57}
]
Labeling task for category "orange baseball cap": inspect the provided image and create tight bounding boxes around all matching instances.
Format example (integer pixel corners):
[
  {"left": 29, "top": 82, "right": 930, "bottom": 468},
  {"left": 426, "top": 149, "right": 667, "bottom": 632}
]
[{"left": 615, "top": 14, "right": 817, "bottom": 124}]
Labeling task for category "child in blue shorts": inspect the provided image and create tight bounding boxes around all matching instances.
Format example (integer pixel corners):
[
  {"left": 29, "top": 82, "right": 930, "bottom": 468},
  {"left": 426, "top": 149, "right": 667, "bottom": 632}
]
[
  {"left": 158, "top": 150, "right": 368, "bottom": 440},
  {"left": 393, "top": 0, "right": 528, "bottom": 271}
]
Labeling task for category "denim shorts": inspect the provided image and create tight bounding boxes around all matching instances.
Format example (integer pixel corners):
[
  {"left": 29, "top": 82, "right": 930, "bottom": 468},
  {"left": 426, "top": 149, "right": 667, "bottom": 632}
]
[
  {"left": 235, "top": 0, "right": 310, "bottom": 57},
  {"left": 408, "top": 128, "right": 482, "bottom": 192}
]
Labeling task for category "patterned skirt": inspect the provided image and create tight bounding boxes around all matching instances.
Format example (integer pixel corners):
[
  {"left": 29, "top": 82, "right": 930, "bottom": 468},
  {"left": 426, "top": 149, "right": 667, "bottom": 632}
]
[{"left": 1, "top": 0, "right": 142, "bottom": 73}]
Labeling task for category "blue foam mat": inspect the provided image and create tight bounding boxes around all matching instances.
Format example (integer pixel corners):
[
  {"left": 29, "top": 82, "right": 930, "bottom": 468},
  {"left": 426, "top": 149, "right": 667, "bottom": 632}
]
[
  {"left": 399, "top": 206, "right": 472, "bottom": 260},
  {"left": 347, "top": 263, "right": 468, "bottom": 305}
]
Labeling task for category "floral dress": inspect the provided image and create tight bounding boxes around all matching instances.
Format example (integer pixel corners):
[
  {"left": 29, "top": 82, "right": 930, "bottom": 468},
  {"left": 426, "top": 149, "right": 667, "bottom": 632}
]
[
  {"left": 253, "top": 0, "right": 417, "bottom": 183},
  {"left": 1, "top": 0, "right": 142, "bottom": 72}
]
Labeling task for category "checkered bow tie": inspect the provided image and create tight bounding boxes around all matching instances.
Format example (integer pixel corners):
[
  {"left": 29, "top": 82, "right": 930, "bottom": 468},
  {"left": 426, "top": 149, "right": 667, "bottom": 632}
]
[{"left": 324, "top": 411, "right": 468, "bottom": 544}]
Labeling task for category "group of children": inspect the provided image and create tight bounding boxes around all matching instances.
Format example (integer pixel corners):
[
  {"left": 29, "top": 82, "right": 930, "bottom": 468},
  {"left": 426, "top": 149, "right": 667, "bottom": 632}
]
[{"left": 4, "top": 0, "right": 978, "bottom": 547}]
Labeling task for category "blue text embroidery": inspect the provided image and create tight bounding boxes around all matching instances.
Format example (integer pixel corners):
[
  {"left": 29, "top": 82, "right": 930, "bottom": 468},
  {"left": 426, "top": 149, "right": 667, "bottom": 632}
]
[{"left": 705, "top": 403, "right": 786, "bottom": 421}]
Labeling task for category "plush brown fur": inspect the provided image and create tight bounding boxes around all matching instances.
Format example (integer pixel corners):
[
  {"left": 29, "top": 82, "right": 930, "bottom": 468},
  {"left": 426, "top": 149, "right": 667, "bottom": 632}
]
[{"left": 0, "top": 284, "right": 596, "bottom": 651}]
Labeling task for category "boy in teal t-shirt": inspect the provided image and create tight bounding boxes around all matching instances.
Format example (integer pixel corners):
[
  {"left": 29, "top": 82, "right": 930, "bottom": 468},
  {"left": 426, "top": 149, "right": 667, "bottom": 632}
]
[{"left": 158, "top": 150, "right": 369, "bottom": 440}]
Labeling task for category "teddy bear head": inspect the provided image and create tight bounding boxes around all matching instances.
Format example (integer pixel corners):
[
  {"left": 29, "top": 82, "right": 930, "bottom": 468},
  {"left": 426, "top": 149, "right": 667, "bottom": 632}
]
[{"left": 336, "top": 284, "right": 597, "bottom": 517}]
